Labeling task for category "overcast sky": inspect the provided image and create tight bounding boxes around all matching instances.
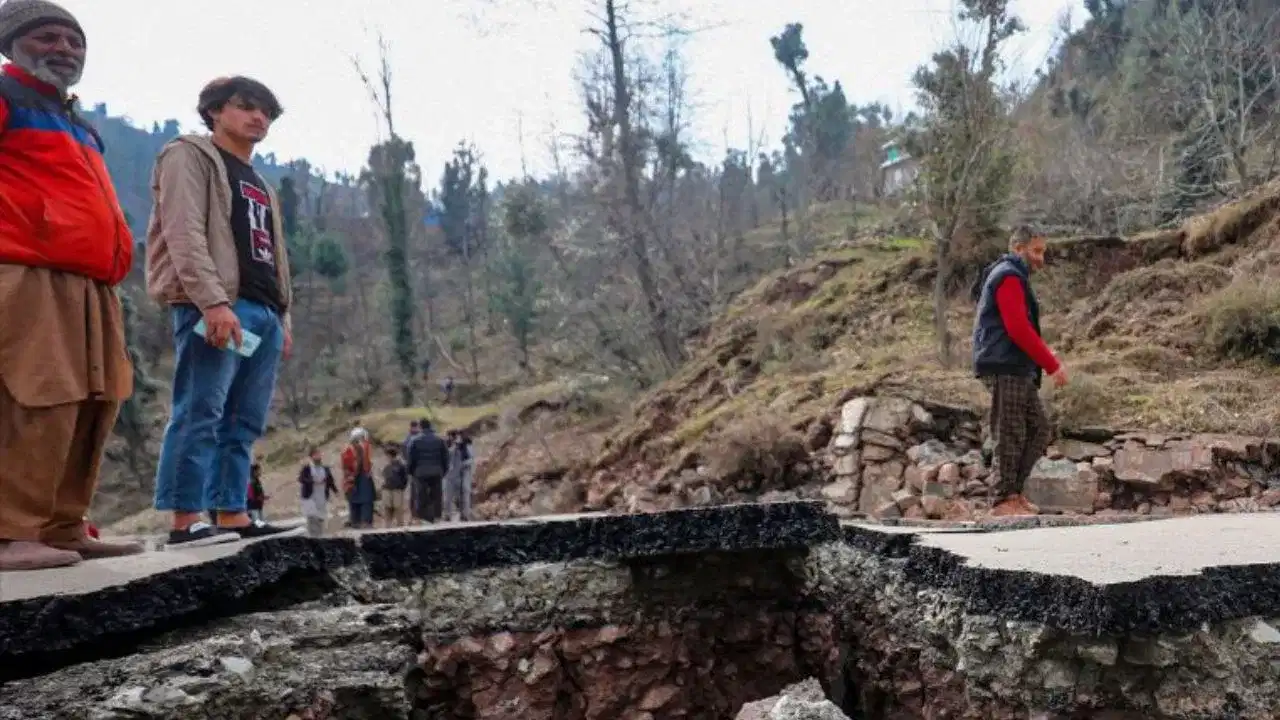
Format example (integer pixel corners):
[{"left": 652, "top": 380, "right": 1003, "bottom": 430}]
[{"left": 55, "top": 0, "right": 1081, "bottom": 183}]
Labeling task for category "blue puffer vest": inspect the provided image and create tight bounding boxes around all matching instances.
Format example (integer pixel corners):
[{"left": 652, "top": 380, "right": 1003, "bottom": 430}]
[{"left": 971, "top": 254, "right": 1042, "bottom": 384}]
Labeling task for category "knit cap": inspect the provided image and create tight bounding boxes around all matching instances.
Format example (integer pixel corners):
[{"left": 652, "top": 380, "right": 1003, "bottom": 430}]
[{"left": 0, "top": 0, "right": 82, "bottom": 58}]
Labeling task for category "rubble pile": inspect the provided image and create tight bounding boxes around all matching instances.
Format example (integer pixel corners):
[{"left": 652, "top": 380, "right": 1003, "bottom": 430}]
[{"left": 823, "top": 395, "right": 1280, "bottom": 520}]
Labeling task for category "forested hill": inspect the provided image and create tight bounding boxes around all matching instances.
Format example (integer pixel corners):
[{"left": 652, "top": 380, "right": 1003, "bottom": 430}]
[{"left": 79, "top": 102, "right": 319, "bottom": 237}]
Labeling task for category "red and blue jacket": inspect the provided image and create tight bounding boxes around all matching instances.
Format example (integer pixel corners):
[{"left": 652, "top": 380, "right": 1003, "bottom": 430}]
[{"left": 0, "top": 64, "right": 133, "bottom": 285}]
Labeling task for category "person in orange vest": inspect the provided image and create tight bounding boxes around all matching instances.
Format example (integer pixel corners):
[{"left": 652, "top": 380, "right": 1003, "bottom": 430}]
[
  {"left": 0, "top": 1, "right": 143, "bottom": 571},
  {"left": 340, "top": 427, "right": 376, "bottom": 528}
]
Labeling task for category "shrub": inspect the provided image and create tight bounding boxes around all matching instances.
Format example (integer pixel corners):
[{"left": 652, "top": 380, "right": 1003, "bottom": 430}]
[
  {"left": 1198, "top": 280, "right": 1280, "bottom": 364},
  {"left": 703, "top": 415, "right": 809, "bottom": 493},
  {"left": 1048, "top": 373, "right": 1109, "bottom": 430}
]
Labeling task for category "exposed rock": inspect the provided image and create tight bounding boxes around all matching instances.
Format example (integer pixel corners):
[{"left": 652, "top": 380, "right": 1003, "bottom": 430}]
[
  {"left": 861, "top": 397, "right": 914, "bottom": 436},
  {"left": 860, "top": 429, "right": 904, "bottom": 450},
  {"left": 821, "top": 479, "right": 858, "bottom": 505},
  {"left": 1024, "top": 459, "right": 1098, "bottom": 514},
  {"left": 411, "top": 549, "right": 838, "bottom": 720},
  {"left": 736, "top": 678, "right": 850, "bottom": 719},
  {"left": 937, "top": 462, "right": 962, "bottom": 485},
  {"left": 0, "top": 604, "right": 417, "bottom": 720},
  {"left": 906, "top": 439, "right": 953, "bottom": 466},
  {"left": 1112, "top": 438, "right": 1216, "bottom": 487},
  {"left": 837, "top": 398, "right": 870, "bottom": 435},
  {"left": 832, "top": 451, "right": 858, "bottom": 477},
  {"left": 1055, "top": 439, "right": 1110, "bottom": 461}
]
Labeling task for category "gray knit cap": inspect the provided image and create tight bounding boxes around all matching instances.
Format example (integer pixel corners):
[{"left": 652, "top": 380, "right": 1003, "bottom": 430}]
[{"left": 0, "top": 0, "right": 83, "bottom": 59}]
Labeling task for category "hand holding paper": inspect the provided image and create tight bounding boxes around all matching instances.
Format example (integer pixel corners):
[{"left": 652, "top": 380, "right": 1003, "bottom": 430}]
[{"left": 194, "top": 317, "right": 262, "bottom": 358}]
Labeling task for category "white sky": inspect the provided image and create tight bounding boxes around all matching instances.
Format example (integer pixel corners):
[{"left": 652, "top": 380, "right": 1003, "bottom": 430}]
[{"left": 55, "top": 0, "right": 1081, "bottom": 183}]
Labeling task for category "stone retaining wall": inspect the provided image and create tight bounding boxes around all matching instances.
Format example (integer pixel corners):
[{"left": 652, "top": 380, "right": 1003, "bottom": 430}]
[{"left": 824, "top": 395, "right": 1280, "bottom": 520}]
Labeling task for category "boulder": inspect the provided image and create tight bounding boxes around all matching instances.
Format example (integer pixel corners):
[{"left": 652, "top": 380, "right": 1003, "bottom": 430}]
[
  {"left": 1024, "top": 459, "right": 1098, "bottom": 514},
  {"left": 838, "top": 398, "right": 870, "bottom": 435},
  {"left": 858, "top": 461, "right": 905, "bottom": 513},
  {"left": 1054, "top": 439, "right": 1110, "bottom": 461},
  {"left": 1112, "top": 439, "right": 1216, "bottom": 487},
  {"left": 821, "top": 480, "right": 858, "bottom": 505},
  {"left": 861, "top": 443, "right": 898, "bottom": 462},
  {"left": 893, "top": 489, "right": 921, "bottom": 512},
  {"left": 737, "top": 678, "right": 850, "bottom": 720},
  {"left": 907, "top": 439, "right": 955, "bottom": 466},
  {"left": 832, "top": 451, "right": 860, "bottom": 477},
  {"left": 861, "top": 429, "right": 904, "bottom": 450},
  {"left": 862, "top": 397, "right": 914, "bottom": 437}
]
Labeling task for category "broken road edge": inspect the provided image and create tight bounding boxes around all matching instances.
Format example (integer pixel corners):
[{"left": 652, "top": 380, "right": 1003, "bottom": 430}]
[{"left": 1, "top": 501, "right": 1277, "bottom": 684}]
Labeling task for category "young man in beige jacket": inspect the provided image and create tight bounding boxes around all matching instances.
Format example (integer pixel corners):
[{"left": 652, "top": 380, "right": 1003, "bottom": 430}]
[{"left": 145, "top": 76, "right": 296, "bottom": 547}]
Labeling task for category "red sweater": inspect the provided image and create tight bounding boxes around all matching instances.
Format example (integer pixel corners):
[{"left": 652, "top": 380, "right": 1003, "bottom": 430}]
[
  {"left": 0, "top": 64, "right": 133, "bottom": 285},
  {"left": 994, "top": 276, "right": 1060, "bottom": 374}
]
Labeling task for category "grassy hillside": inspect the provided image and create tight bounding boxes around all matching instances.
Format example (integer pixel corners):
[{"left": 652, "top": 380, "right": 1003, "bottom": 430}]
[{"left": 460, "top": 185, "right": 1280, "bottom": 517}]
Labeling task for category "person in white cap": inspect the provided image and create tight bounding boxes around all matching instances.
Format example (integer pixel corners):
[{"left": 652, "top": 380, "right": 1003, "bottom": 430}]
[{"left": 340, "top": 427, "right": 376, "bottom": 528}]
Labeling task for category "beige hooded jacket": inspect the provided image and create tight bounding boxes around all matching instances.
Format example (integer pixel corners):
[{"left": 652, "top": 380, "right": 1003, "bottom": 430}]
[{"left": 144, "top": 134, "right": 292, "bottom": 332}]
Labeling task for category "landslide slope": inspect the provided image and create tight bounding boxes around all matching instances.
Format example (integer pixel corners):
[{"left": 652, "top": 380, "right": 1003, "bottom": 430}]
[{"left": 477, "top": 185, "right": 1280, "bottom": 516}]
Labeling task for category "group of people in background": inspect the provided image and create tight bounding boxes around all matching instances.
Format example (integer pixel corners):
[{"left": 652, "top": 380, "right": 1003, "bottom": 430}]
[
  {"left": 289, "top": 419, "right": 474, "bottom": 537},
  {"left": 401, "top": 419, "right": 475, "bottom": 524}
]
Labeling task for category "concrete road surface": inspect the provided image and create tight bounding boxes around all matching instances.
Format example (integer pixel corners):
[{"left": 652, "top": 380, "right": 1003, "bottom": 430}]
[
  {"left": 1, "top": 512, "right": 1275, "bottom": 602},
  {"left": 919, "top": 512, "right": 1280, "bottom": 585}
]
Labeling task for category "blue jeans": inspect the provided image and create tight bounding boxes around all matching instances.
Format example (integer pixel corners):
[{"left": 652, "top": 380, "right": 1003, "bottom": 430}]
[{"left": 153, "top": 298, "right": 284, "bottom": 513}]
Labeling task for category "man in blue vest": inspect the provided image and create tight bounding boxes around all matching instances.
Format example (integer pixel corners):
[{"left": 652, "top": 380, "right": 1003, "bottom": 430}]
[{"left": 971, "top": 226, "right": 1069, "bottom": 517}]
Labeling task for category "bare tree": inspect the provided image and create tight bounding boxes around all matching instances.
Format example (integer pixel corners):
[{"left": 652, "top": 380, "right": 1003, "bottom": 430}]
[
  {"left": 909, "top": 0, "right": 1024, "bottom": 366},
  {"left": 353, "top": 34, "right": 421, "bottom": 405},
  {"left": 1165, "top": 0, "right": 1280, "bottom": 192},
  {"left": 583, "top": 0, "right": 686, "bottom": 371}
]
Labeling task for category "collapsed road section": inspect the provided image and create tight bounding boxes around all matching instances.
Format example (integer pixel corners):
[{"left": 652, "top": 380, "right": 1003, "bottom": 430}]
[{"left": 1, "top": 504, "right": 1278, "bottom": 719}]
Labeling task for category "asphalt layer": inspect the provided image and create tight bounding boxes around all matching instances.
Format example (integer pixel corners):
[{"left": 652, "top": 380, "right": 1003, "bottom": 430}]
[
  {"left": 843, "top": 513, "right": 1280, "bottom": 636},
  {"left": 0, "top": 501, "right": 836, "bottom": 682},
  {"left": 1, "top": 504, "right": 1278, "bottom": 683}
]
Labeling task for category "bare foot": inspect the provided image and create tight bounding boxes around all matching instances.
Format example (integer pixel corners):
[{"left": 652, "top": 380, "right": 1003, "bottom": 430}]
[{"left": 0, "top": 540, "right": 82, "bottom": 571}]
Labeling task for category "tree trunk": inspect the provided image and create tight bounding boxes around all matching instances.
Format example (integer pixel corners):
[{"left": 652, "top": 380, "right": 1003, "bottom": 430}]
[
  {"left": 778, "top": 188, "right": 791, "bottom": 267},
  {"left": 604, "top": 0, "right": 683, "bottom": 371},
  {"left": 463, "top": 220, "right": 480, "bottom": 384}
]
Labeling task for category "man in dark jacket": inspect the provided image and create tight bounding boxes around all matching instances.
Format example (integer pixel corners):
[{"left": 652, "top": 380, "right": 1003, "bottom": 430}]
[
  {"left": 406, "top": 421, "right": 449, "bottom": 522},
  {"left": 971, "top": 226, "right": 1069, "bottom": 517},
  {"left": 403, "top": 420, "right": 420, "bottom": 456}
]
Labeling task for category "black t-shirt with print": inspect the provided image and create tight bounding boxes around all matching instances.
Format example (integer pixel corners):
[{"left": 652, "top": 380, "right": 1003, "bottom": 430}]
[{"left": 217, "top": 146, "right": 282, "bottom": 312}]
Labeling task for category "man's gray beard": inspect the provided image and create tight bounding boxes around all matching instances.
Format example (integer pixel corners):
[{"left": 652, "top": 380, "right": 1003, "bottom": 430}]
[{"left": 10, "top": 47, "right": 81, "bottom": 93}]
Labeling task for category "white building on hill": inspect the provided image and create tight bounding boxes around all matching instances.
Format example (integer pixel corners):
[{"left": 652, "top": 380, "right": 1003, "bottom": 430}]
[{"left": 880, "top": 140, "right": 920, "bottom": 197}]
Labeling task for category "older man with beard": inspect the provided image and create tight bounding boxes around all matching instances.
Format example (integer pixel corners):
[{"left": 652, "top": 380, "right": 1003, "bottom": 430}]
[{"left": 0, "top": 0, "right": 142, "bottom": 570}]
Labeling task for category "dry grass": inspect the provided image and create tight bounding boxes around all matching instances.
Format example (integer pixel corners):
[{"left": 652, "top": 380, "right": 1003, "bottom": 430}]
[
  {"left": 1195, "top": 279, "right": 1280, "bottom": 363},
  {"left": 1183, "top": 183, "right": 1280, "bottom": 258},
  {"left": 702, "top": 415, "right": 810, "bottom": 492},
  {"left": 569, "top": 189, "right": 1280, "bottom": 490}
]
